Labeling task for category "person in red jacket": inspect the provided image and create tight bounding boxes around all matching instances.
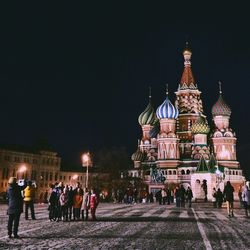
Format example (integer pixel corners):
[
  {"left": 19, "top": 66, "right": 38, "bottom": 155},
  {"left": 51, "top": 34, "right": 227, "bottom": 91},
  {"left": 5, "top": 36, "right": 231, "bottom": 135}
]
[
  {"left": 73, "top": 188, "right": 83, "bottom": 220},
  {"left": 90, "top": 188, "right": 99, "bottom": 221}
]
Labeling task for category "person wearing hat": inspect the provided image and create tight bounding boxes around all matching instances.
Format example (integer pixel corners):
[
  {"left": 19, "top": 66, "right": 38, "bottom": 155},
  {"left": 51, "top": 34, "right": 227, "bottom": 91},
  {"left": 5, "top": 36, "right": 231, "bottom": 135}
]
[
  {"left": 23, "top": 180, "right": 36, "bottom": 220},
  {"left": 7, "top": 177, "right": 23, "bottom": 238}
]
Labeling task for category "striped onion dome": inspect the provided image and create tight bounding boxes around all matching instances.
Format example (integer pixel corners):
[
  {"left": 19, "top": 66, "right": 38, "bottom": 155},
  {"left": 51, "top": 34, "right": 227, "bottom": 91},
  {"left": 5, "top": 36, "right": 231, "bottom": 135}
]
[
  {"left": 212, "top": 95, "right": 231, "bottom": 117},
  {"left": 138, "top": 100, "right": 155, "bottom": 126},
  {"left": 131, "top": 147, "right": 146, "bottom": 162},
  {"left": 156, "top": 96, "right": 179, "bottom": 119},
  {"left": 192, "top": 116, "right": 210, "bottom": 134}
]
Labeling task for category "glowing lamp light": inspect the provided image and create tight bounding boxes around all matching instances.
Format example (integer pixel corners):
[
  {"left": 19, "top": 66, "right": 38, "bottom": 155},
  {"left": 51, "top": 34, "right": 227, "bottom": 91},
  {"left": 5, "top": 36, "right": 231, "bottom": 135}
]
[
  {"left": 18, "top": 165, "right": 27, "bottom": 173},
  {"left": 72, "top": 174, "right": 78, "bottom": 180},
  {"left": 82, "top": 153, "right": 90, "bottom": 166}
]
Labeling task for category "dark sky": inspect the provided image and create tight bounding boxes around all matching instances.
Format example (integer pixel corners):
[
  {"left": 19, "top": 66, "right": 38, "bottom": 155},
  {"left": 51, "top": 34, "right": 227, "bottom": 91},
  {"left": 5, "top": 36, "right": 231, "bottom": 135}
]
[{"left": 0, "top": 3, "right": 250, "bottom": 176}]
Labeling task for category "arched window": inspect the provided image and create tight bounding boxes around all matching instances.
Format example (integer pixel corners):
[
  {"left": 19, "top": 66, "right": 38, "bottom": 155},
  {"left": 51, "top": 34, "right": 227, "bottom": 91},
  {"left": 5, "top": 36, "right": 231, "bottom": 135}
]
[
  {"left": 181, "top": 170, "right": 185, "bottom": 175},
  {"left": 169, "top": 170, "right": 172, "bottom": 175},
  {"left": 173, "top": 170, "right": 176, "bottom": 175},
  {"left": 186, "top": 169, "right": 190, "bottom": 175}
]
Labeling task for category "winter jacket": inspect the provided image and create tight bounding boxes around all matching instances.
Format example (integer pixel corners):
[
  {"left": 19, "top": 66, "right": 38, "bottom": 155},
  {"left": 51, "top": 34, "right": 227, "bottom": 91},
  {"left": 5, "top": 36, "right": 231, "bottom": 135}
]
[
  {"left": 7, "top": 184, "right": 23, "bottom": 215},
  {"left": 81, "top": 192, "right": 90, "bottom": 210},
  {"left": 90, "top": 193, "right": 99, "bottom": 209},
  {"left": 60, "top": 192, "right": 68, "bottom": 206},
  {"left": 223, "top": 184, "right": 234, "bottom": 202},
  {"left": 242, "top": 186, "right": 250, "bottom": 205},
  {"left": 73, "top": 194, "right": 83, "bottom": 208},
  {"left": 23, "top": 186, "right": 35, "bottom": 202}
]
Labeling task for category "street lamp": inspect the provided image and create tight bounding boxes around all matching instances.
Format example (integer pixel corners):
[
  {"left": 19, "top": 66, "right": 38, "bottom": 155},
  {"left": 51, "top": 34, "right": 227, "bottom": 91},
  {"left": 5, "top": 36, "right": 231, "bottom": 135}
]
[
  {"left": 82, "top": 152, "right": 90, "bottom": 188},
  {"left": 17, "top": 165, "right": 27, "bottom": 178}
]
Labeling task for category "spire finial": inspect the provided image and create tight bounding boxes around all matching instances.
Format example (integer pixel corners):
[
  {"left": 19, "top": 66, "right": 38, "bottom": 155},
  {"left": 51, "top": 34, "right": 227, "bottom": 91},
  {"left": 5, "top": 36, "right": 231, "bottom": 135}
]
[
  {"left": 218, "top": 81, "right": 222, "bottom": 94},
  {"left": 166, "top": 83, "right": 169, "bottom": 96},
  {"left": 149, "top": 86, "right": 152, "bottom": 100},
  {"left": 137, "top": 139, "right": 140, "bottom": 147}
]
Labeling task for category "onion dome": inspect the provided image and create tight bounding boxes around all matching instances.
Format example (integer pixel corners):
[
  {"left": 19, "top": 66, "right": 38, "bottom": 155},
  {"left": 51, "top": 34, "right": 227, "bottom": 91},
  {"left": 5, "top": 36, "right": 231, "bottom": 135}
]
[
  {"left": 156, "top": 88, "right": 179, "bottom": 119},
  {"left": 212, "top": 82, "right": 231, "bottom": 117},
  {"left": 192, "top": 116, "right": 210, "bottom": 134},
  {"left": 138, "top": 89, "right": 155, "bottom": 126},
  {"left": 131, "top": 147, "right": 146, "bottom": 162}
]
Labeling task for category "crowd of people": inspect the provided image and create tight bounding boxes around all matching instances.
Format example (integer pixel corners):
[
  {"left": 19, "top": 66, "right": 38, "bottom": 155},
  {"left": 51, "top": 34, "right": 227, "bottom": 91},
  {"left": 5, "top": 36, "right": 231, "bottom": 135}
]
[
  {"left": 5, "top": 177, "right": 99, "bottom": 239},
  {"left": 48, "top": 182, "right": 99, "bottom": 222},
  {"left": 5, "top": 176, "right": 250, "bottom": 239}
]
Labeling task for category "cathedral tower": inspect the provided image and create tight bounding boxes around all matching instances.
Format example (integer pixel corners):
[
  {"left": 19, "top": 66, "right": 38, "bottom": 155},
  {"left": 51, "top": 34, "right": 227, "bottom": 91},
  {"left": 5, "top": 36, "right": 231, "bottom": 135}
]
[
  {"left": 156, "top": 86, "right": 180, "bottom": 168},
  {"left": 211, "top": 82, "right": 238, "bottom": 167},
  {"left": 175, "top": 42, "right": 205, "bottom": 158}
]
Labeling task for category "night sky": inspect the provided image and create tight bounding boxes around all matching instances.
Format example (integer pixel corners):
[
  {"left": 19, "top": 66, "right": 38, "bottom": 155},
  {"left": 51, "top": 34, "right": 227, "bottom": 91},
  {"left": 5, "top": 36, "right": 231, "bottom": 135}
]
[{"left": 0, "top": 3, "right": 250, "bottom": 177}]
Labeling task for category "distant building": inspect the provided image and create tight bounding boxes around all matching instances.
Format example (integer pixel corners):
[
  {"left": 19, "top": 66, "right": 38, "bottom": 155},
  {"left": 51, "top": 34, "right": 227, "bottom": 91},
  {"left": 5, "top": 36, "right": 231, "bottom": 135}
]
[
  {"left": 129, "top": 43, "right": 245, "bottom": 199},
  {"left": 0, "top": 145, "right": 104, "bottom": 202}
]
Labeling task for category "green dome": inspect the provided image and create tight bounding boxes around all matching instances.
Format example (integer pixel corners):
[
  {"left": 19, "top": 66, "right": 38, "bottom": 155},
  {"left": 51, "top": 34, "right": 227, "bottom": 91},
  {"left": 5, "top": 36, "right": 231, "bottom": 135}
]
[
  {"left": 131, "top": 147, "right": 146, "bottom": 162},
  {"left": 138, "top": 100, "right": 155, "bottom": 126},
  {"left": 192, "top": 116, "right": 210, "bottom": 134}
]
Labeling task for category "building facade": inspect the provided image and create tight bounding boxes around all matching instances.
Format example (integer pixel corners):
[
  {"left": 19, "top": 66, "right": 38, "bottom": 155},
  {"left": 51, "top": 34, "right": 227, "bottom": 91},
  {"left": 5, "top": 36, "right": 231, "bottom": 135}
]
[
  {"left": 130, "top": 44, "right": 245, "bottom": 199},
  {"left": 0, "top": 146, "right": 92, "bottom": 202}
]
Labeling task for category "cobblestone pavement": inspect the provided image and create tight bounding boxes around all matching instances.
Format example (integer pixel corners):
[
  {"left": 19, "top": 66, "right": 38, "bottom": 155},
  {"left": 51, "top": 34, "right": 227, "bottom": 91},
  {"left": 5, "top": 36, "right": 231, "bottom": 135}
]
[{"left": 0, "top": 202, "right": 249, "bottom": 249}]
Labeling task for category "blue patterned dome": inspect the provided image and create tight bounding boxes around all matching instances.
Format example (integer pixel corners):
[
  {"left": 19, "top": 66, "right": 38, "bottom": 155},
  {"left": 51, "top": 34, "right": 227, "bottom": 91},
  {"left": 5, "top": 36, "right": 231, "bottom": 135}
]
[
  {"left": 156, "top": 96, "right": 179, "bottom": 119},
  {"left": 138, "top": 100, "right": 155, "bottom": 126}
]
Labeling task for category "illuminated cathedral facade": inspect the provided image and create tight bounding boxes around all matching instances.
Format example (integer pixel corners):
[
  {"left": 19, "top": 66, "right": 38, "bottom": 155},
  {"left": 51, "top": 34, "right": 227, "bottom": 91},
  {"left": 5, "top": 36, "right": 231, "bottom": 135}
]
[{"left": 130, "top": 44, "right": 245, "bottom": 200}]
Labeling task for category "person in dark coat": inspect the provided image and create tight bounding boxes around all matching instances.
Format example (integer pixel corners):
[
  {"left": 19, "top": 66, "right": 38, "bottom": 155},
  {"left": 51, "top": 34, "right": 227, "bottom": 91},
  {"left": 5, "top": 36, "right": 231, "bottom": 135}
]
[
  {"left": 223, "top": 181, "right": 235, "bottom": 217},
  {"left": 216, "top": 188, "right": 223, "bottom": 208},
  {"left": 6, "top": 177, "right": 23, "bottom": 238},
  {"left": 186, "top": 186, "right": 193, "bottom": 208}
]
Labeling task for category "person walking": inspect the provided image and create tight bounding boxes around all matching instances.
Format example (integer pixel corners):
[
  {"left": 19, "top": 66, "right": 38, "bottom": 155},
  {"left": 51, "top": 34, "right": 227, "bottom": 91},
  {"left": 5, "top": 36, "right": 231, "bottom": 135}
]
[
  {"left": 241, "top": 184, "right": 250, "bottom": 217},
  {"left": 90, "top": 188, "right": 99, "bottom": 221},
  {"left": 216, "top": 188, "right": 223, "bottom": 208},
  {"left": 212, "top": 188, "right": 217, "bottom": 208},
  {"left": 186, "top": 186, "right": 193, "bottom": 208},
  {"left": 175, "top": 186, "right": 181, "bottom": 207},
  {"left": 6, "top": 177, "right": 23, "bottom": 238},
  {"left": 23, "top": 181, "right": 36, "bottom": 220},
  {"left": 223, "top": 181, "right": 235, "bottom": 217},
  {"left": 81, "top": 188, "right": 90, "bottom": 220}
]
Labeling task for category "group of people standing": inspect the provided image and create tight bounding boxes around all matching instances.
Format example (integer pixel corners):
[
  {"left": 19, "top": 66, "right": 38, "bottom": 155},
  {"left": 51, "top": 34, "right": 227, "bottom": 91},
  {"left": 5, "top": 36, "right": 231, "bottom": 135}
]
[
  {"left": 6, "top": 177, "right": 99, "bottom": 239},
  {"left": 155, "top": 185, "right": 193, "bottom": 208},
  {"left": 48, "top": 182, "right": 99, "bottom": 222}
]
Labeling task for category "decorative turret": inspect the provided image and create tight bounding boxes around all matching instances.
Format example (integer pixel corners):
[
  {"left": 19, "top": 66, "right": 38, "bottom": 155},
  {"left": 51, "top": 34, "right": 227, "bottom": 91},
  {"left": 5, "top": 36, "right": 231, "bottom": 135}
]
[
  {"left": 212, "top": 82, "right": 231, "bottom": 130},
  {"left": 179, "top": 42, "right": 196, "bottom": 90},
  {"left": 131, "top": 140, "right": 146, "bottom": 168},
  {"left": 211, "top": 82, "right": 237, "bottom": 163},
  {"left": 191, "top": 116, "right": 210, "bottom": 135},
  {"left": 156, "top": 85, "right": 179, "bottom": 134},
  {"left": 191, "top": 116, "right": 210, "bottom": 160},
  {"left": 175, "top": 42, "right": 204, "bottom": 159},
  {"left": 156, "top": 85, "right": 180, "bottom": 164},
  {"left": 138, "top": 91, "right": 155, "bottom": 126}
]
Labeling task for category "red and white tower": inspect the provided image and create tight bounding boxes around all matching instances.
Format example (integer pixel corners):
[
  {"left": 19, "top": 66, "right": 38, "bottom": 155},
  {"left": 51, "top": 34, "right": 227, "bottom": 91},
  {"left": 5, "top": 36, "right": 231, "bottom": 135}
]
[
  {"left": 211, "top": 82, "right": 238, "bottom": 168},
  {"left": 175, "top": 43, "right": 205, "bottom": 158},
  {"left": 156, "top": 86, "right": 180, "bottom": 168}
]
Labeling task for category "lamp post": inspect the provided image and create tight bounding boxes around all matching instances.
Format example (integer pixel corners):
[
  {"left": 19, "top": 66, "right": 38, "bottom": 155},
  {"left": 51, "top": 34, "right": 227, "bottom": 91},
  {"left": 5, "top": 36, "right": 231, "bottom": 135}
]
[{"left": 82, "top": 152, "right": 90, "bottom": 188}]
